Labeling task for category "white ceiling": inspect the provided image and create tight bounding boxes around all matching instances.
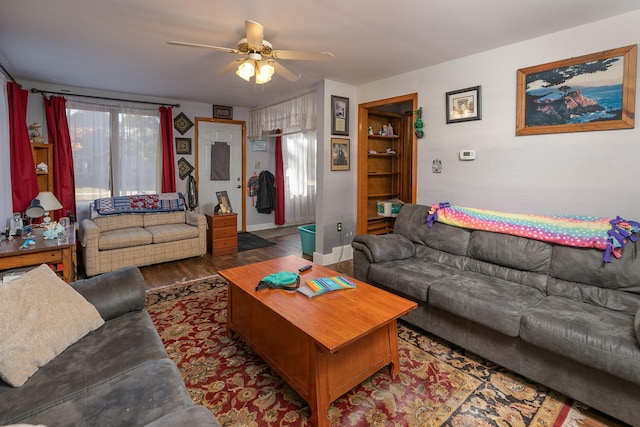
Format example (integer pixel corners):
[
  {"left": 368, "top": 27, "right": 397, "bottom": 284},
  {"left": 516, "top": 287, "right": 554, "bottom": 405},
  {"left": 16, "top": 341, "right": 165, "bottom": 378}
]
[{"left": 2, "top": 0, "right": 640, "bottom": 109}]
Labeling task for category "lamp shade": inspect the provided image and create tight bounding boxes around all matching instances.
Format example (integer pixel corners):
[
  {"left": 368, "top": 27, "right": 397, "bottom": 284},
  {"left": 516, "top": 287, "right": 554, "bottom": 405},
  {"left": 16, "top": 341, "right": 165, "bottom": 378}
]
[
  {"left": 36, "top": 192, "right": 63, "bottom": 211},
  {"left": 25, "top": 199, "right": 45, "bottom": 219}
]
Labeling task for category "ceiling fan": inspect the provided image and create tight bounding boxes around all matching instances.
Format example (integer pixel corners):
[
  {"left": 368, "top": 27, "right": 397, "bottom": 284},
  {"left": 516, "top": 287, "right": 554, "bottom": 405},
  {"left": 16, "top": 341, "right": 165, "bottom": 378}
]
[{"left": 168, "top": 20, "right": 334, "bottom": 84}]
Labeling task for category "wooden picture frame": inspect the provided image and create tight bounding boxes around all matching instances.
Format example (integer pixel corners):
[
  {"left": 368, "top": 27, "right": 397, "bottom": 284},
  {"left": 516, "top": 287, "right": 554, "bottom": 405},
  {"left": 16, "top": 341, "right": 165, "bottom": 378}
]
[
  {"left": 175, "top": 137, "right": 192, "bottom": 155},
  {"left": 215, "top": 190, "right": 232, "bottom": 213},
  {"left": 213, "top": 105, "right": 233, "bottom": 119},
  {"left": 331, "top": 95, "right": 349, "bottom": 136},
  {"left": 330, "top": 138, "right": 350, "bottom": 171},
  {"left": 516, "top": 44, "right": 637, "bottom": 135},
  {"left": 446, "top": 86, "right": 482, "bottom": 123}
]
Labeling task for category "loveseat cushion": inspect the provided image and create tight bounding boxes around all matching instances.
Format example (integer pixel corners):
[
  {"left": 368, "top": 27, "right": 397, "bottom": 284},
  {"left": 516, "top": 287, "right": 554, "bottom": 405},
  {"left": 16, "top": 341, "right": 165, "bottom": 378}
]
[
  {"left": 0, "top": 310, "right": 168, "bottom": 424},
  {"left": 93, "top": 213, "right": 144, "bottom": 232},
  {"left": 368, "top": 258, "right": 462, "bottom": 302},
  {"left": 143, "top": 211, "right": 186, "bottom": 227},
  {"left": 520, "top": 295, "right": 640, "bottom": 385},
  {"left": 99, "top": 227, "right": 153, "bottom": 250},
  {"left": 146, "top": 223, "right": 200, "bottom": 244},
  {"left": 428, "top": 272, "right": 546, "bottom": 337}
]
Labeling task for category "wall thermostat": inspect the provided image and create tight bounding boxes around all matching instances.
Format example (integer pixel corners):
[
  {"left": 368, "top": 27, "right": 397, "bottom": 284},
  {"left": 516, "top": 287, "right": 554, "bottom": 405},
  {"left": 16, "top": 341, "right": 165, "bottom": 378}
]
[{"left": 459, "top": 150, "right": 476, "bottom": 160}]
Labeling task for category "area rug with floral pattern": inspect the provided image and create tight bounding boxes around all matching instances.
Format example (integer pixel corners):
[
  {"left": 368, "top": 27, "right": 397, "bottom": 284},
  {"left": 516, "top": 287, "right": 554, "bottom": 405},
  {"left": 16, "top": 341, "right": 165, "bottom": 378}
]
[{"left": 146, "top": 278, "right": 626, "bottom": 426}]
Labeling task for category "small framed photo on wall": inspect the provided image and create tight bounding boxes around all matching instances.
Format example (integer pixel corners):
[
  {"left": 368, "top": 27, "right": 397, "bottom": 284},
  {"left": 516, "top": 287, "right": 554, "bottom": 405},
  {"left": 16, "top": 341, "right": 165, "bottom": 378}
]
[
  {"left": 331, "top": 95, "right": 349, "bottom": 135},
  {"left": 330, "top": 138, "right": 350, "bottom": 171},
  {"left": 175, "top": 137, "right": 192, "bottom": 154},
  {"left": 446, "top": 86, "right": 482, "bottom": 124}
]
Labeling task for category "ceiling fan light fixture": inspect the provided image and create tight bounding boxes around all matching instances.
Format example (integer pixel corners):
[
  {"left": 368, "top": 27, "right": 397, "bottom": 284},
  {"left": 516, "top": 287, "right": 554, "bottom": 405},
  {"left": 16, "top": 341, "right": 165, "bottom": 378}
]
[
  {"left": 236, "top": 60, "right": 255, "bottom": 81},
  {"left": 255, "top": 61, "right": 275, "bottom": 84}
]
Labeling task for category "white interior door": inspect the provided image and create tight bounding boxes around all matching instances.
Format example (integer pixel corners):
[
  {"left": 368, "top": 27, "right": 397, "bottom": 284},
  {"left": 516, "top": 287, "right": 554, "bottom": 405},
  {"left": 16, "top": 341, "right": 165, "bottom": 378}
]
[{"left": 196, "top": 119, "right": 244, "bottom": 231}]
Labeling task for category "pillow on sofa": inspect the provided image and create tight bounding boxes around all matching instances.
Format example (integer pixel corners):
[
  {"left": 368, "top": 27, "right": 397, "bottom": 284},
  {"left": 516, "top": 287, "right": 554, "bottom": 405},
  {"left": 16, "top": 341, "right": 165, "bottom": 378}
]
[{"left": 0, "top": 264, "right": 104, "bottom": 387}]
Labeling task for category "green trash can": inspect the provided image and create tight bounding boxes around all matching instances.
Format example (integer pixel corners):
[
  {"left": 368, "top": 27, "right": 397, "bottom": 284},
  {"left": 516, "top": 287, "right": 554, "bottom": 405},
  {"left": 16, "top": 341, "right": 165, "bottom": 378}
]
[{"left": 298, "top": 224, "right": 316, "bottom": 256}]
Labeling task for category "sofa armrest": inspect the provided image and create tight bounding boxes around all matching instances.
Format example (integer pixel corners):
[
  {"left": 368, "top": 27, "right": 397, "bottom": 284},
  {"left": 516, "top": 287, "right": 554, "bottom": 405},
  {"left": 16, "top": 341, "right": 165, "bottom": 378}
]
[
  {"left": 186, "top": 211, "right": 206, "bottom": 228},
  {"left": 70, "top": 266, "right": 146, "bottom": 321},
  {"left": 80, "top": 218, "right": 101, "bottom": 277},
  {"left": 352, "top": 233, "right": 415, "bottom": 264}
]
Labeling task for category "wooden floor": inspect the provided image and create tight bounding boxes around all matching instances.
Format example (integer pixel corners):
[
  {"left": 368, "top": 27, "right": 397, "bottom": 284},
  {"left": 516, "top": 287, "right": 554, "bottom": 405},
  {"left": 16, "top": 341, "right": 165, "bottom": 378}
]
[{"left": 139, "top": 232, "right": 354, "bottom": 291}]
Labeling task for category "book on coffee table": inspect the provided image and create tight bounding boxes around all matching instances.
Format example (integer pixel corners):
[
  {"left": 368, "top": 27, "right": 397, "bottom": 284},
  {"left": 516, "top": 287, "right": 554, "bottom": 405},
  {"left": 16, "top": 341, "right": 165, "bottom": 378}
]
[{"left": 297, "top": 276, "right": 357, "bottom": 298}]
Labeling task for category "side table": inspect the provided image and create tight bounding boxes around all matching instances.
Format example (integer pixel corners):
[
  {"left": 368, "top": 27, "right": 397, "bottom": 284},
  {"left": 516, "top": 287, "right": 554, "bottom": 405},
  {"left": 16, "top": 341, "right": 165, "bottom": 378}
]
[
  {"left": 0, "top": 228, "right": 77, "bottom": 283},
  {"left": 205, "top": 212, "right": 238, "bottom": 256}
]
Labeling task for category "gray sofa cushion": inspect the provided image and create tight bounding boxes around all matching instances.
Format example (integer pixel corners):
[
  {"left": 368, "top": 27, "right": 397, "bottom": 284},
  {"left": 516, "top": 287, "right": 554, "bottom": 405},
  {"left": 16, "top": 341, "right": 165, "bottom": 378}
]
[
  {"left": 18, "top": 359, "right": 196, "bottom": 427},
  {"left": 393, "top": 204, "right": 471, "bottom": 255},
  {"left": 429, "top": 272, "right": 547, "bottom": 337},
  {"left": 520, "top": 295, "right": 640, "bottom": 385},
  {"left": 368, "top": 258, "right": 461, "bottom": 302},
  {"left": 0, "top": 311, "right": 167, "bottom": 425},
  {"left": 635, "top": 308, "right": 640, "bottom": 345},
  {"left": 467, "top": 231, "right": 552, "bottom": 273}
]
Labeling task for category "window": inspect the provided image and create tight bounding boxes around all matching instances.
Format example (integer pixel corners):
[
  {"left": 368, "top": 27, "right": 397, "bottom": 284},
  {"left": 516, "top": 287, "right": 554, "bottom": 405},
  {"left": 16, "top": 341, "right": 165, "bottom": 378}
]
[{"left": 66, "top": 101, "right": 160, "bottom": 220}]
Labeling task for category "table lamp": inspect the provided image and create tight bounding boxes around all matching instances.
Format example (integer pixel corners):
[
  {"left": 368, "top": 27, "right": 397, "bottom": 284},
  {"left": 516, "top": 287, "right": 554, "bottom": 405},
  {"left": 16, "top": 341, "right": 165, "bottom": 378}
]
[{"left": 36, "top": 191, "right": 63, "bottom": 223}]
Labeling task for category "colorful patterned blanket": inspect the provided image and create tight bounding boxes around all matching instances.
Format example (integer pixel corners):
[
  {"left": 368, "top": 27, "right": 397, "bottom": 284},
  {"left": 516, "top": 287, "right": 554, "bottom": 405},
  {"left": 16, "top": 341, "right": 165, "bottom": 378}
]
[
  {"left": 426, "top": 202, "right": 639, "bottom": 262},
  {"left": 94, "top": 193, "right": 186, "bottom": 216}
]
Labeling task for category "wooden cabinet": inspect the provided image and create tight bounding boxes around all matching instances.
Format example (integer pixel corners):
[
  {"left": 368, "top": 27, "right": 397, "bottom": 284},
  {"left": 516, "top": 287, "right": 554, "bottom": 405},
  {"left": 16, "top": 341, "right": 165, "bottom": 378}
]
[
  {"left": 357, "top": 94, "right": 417, "bottom": 235},
  {"left": 362, "top": 109, "right": 403, "bottom": 235},
  {"left": 31, "top": 143, "right": 53, "bottom": 192},
  {"left": 206, "top": 213, "right": 238, "bottom": 256}
]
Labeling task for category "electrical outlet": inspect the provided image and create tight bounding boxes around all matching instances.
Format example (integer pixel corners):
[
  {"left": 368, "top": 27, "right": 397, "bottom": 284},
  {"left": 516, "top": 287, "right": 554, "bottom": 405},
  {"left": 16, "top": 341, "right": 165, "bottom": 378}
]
[{"left": 337, "top": 222, "right": 342, "bottom": 232}]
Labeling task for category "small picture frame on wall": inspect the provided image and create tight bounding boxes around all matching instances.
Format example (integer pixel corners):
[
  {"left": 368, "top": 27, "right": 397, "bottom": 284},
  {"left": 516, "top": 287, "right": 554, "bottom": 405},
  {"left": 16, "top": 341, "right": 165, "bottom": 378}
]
[
  {"left": 175, "top": 137, "right": 192, "bottom": 155},
  {"left": 213, "top": 105, "right": 233, "bottom": 119},
  {"left": 446, "top": 86, "right": 482, "bottom": 124},
  {"left": 330, "top": 138, "right": 350, "bottom": 171},
  {"left": 331, "top": 95, "right": 349, "bottom": 136}
]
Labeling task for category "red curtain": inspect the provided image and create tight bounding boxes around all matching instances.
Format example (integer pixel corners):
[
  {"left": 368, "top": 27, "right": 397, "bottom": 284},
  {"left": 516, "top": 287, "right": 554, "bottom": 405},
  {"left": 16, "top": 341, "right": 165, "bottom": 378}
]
[
  {"left": 274, "top": 130, "right": 285, "bottom": 225},
  {"left": 44, "top": 95, "right": 76, "bottom": 221},
  {"left": 7, "top": 81, "right": 38, "bottom": 213},
  {"left": 159, "top": 107, "right": 176, "bottom": 193}
]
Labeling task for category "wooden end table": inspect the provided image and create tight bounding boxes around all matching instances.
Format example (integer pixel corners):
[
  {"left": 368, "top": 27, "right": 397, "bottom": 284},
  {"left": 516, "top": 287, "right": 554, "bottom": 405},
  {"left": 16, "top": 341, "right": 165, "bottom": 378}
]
[
  {"left": 219, "top": 255, "right": 416, "bottom": 427},
  {"left": 0, "top": 227, "right": 77, "bottom": 283}
]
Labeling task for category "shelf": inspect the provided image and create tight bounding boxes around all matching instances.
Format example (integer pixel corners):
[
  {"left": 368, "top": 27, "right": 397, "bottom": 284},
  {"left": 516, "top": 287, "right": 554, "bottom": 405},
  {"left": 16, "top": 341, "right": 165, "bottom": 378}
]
[
  {"left": 368, "top": 171, "right": 399, "bottom": 176},
  {"left": 368, "top": 192, "right": 401, "bottom": 199},
  {"left": 368, "top": 153, "right": 398, "bottom": 157},
  {"left": 367, "top": 135, "right": 400, "bottom": 139}
]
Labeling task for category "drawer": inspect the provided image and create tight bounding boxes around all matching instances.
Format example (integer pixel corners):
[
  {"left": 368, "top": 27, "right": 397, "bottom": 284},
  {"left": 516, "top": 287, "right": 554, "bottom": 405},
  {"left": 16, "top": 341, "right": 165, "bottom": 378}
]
[
  {"left": 213, "top": 226, "right": 236, "bottom": 240},
  {"left": 213, "top": 236, "right": 237, "bottom": 256},
  {"left": 212, "top": 214, "right": 237, "bottom": 228}
]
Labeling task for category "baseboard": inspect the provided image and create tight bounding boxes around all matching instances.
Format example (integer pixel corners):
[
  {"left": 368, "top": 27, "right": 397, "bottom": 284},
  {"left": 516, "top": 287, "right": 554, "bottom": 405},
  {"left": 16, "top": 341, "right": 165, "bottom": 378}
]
[{"left": 312, "top": 244, "right": 353, "bottom": 266}]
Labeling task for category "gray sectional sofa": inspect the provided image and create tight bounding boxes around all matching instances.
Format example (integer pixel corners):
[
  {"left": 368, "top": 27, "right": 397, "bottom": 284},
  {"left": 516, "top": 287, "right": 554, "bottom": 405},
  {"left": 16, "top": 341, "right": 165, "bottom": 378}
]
[
  {"left": 0, "top": 266, "right": 220, "bottom": 426},
  {"left": 352, "top": 203, "right": 640, "bottom": 426}
]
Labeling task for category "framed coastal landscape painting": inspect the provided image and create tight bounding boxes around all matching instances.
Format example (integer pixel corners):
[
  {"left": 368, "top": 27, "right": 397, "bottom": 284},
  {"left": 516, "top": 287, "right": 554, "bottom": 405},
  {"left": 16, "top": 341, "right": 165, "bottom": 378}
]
[{"left": 516, "top": 44, "right": 636, "bottom": 135}]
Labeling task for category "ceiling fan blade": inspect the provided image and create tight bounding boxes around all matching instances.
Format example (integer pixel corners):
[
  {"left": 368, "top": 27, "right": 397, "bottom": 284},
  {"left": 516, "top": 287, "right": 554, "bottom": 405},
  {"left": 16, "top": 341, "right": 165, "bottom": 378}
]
[
  {"left": 271, "top": 50, "right": 334, "bottom": 61},
  {"left": 245, "top": 20, "right": 264, "bottom": 51},
  {"left": 272, "top": 62, "right": 300, "bottom": 82},
  {"left": 216, "top": 59, "right": 244, "bottom": 75},
  {"left": 167, "top": 41, "right": 240, "bottom": 54}
]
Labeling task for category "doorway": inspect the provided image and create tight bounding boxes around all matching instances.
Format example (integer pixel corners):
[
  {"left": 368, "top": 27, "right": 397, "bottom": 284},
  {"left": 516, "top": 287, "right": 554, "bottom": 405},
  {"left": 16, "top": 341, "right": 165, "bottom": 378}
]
[
  {"left": 357, "top": 93, "right": 417, "bottom": 234},
  {"left": 194, "top": 117, "right": 247, "bottom": 231}
]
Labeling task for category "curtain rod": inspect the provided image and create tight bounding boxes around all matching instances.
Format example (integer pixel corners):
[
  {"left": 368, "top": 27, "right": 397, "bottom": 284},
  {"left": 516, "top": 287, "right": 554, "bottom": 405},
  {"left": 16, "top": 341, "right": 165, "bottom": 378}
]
[
  {"left": 30, "top": 88, "right": 180, "bottom": 108},
  {"left": 0, "top": 62, "right": 16, "bottom": 82}
]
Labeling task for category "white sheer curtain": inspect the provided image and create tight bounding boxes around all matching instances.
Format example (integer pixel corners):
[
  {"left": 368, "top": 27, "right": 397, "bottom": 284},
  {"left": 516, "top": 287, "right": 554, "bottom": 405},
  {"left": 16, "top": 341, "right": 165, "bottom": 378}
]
[
  {"left": 283, "top": 131, "right": 316, "bottom": 224},
  {"left": 0, "top": 75, "right": 12, "bottom": 221},
  {"left": 66, "top": 100, "right": 160, "bottom": 221},
  {"left": 249, "top": 91, "right": 317, "bottom": 225}
]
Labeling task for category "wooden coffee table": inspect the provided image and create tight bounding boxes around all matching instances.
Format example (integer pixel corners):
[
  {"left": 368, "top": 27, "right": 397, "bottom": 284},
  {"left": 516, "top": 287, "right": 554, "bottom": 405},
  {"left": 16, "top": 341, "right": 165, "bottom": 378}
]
[{"left": 219, "top": 255, "right": 416, "bottom": 427}]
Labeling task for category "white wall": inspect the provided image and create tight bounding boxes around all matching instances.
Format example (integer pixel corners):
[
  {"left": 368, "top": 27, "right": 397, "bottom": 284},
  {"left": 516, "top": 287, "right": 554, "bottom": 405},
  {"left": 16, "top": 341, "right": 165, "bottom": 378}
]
[{"left": 357, "top": 10, "right": 640, "bottom": 219}]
